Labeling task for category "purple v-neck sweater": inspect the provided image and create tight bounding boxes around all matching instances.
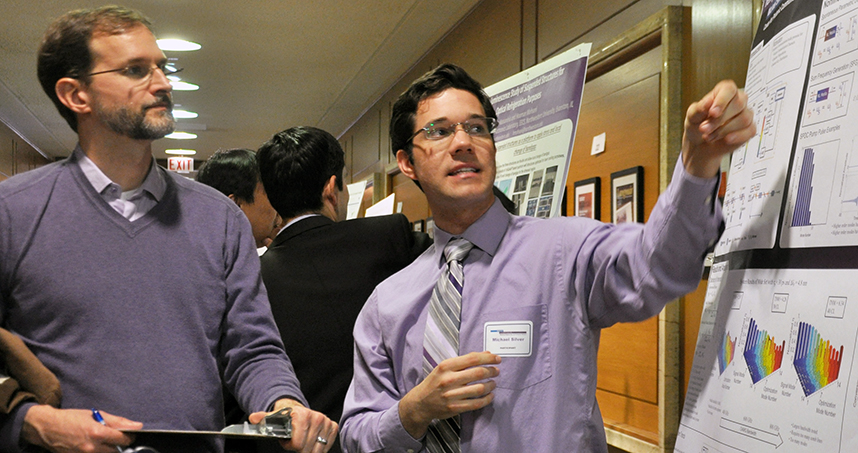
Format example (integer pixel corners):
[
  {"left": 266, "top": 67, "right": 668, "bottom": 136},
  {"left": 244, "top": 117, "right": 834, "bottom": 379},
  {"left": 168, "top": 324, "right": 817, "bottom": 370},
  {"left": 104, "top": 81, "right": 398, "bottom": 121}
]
[{"left": 0, "top": 152, "right": 304, "bottom": 451}]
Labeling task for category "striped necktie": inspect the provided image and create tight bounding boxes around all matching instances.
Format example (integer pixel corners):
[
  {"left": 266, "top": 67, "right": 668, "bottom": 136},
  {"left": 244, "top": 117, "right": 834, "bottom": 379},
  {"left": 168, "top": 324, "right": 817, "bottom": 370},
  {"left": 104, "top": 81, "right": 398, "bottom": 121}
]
[{"left": 422, "top": 237, "right": 474, "bottom": 453}]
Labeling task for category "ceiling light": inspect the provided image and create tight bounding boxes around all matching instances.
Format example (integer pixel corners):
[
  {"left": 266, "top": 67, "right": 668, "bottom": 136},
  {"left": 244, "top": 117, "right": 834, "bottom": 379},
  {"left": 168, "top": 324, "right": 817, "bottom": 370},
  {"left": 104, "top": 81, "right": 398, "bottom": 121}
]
[
  {"left": 157, "top": 39, "right": 202, "bottom": 51},
  {"left": 165, "top": 149, "right": 197, "bottom": 155},
  {"left": 166, "top": 132, "right": 197, "bottom": 140},
  {"left": 170, "top": 81, "right": 199, "bottom": 91},
  {"left": 172, "top": 109, "right": 198, "bottom": 119}
]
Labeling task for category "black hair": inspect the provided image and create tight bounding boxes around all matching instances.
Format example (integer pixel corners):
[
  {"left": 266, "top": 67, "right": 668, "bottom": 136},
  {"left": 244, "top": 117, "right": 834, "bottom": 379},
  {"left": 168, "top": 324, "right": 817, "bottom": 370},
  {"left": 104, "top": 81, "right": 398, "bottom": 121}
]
[
  {"left": 257, "top": 126, "right": 345, "bottom": 219},
  {"left": 389, "top": 63, "right": 497, "bottom": 161},
  {"left": 196, "top": 148, "right": 259, "bottom": 203}
]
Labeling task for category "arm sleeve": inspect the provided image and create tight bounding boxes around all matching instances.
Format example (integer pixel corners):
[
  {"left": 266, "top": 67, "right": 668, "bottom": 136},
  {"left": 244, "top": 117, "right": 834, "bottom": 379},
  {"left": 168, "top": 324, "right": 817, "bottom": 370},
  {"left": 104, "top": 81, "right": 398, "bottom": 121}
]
[
  {"left": 580, "top": 159, "right": 722, "bottom": 328},
  {"left": 340, "top": 291, "right": 423, "bottom": 453},
  {"left": 219, "top": 210, "right": 307, "bottom": 412},
  {"left": 0, "top": 403, "right": 33, "bottom": 453}
]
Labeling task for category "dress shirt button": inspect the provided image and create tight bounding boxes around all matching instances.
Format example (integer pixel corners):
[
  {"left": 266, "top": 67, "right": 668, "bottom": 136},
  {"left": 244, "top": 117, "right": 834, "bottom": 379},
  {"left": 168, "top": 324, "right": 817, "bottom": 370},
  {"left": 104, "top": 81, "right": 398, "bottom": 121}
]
[{"left": 705, "top": 195, "right": 712, "bottom": 206}]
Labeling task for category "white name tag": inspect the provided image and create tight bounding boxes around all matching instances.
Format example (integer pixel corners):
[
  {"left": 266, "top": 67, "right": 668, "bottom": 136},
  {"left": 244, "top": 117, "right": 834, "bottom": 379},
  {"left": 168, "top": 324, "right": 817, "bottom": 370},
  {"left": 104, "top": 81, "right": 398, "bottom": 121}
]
[{"left": 484, "top": 321, "right": 533, "bottom": 357}]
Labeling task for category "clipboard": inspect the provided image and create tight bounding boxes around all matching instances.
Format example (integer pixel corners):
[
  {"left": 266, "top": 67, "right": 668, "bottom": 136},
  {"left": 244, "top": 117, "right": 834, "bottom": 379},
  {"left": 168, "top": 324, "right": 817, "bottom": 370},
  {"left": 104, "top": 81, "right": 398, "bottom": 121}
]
[{"left": 122, "top": 406, "right": 292, "bottom": 439}]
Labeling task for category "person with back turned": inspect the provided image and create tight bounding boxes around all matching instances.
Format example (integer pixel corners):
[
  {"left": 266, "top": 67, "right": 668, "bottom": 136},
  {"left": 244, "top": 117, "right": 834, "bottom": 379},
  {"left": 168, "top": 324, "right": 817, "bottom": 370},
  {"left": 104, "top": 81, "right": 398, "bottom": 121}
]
[{"left": 257, "top": 127, "right": 431, "bottom": 452}]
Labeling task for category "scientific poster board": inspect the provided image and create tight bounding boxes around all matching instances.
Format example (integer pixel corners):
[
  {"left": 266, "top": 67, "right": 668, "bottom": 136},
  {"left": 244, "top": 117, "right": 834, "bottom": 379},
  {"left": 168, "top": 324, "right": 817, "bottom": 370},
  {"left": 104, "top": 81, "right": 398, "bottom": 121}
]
[
  {"left": 677, "top": 1, "right": 858, "bottom": 452},
  {"left": 484, "top": 43, "right": 590, "bottom": 218}
]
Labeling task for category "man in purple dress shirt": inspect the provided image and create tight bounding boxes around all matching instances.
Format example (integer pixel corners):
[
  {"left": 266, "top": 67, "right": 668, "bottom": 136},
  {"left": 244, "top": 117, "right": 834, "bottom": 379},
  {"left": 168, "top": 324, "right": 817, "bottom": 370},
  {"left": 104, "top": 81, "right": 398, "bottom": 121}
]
[{"left": 339, "top": 64, "right": 755, "bottom": 452}]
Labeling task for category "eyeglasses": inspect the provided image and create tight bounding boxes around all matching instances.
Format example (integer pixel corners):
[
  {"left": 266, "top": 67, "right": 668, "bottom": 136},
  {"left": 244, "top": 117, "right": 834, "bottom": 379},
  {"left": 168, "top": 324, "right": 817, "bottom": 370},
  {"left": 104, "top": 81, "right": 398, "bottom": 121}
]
[
  {"left": 87, "top": 62, "right": 183, "bottom": 83},
  {"left": 409, "top": 116, "right": 498, "bottom": 143}
]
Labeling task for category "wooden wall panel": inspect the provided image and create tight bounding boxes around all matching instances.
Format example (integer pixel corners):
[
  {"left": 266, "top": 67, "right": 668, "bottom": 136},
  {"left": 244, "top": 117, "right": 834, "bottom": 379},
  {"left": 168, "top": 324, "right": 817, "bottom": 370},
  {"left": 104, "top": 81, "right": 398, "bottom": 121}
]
[
  {"left": 391, "top": 171, "right": 430, "bottom": 223},
  {"left": 423, "top": 0, "right": 522, "bottom": 87},
  {"left": 20, "top": 142, "right": 51, "bottom": 172},
  {"left": 538, "top": 0, "right": 638, "bottom": 59},
  {"left": 597, "top": 387, "right": 660, "bottom": 444},
  {"left": 350, "top": 112, "right": 382, "bottom": 180},
  {"left": 598, "top": 317, "right": 660, "bottom": 403},
  {"left": 566, "top": 70, "right": 661, "bottom": 224},
  {"left": 690, "top": 0, "right": 754, "bottom": 101},
  {"left": 0, "top": 122, "right": 15, "bottom": 178}
]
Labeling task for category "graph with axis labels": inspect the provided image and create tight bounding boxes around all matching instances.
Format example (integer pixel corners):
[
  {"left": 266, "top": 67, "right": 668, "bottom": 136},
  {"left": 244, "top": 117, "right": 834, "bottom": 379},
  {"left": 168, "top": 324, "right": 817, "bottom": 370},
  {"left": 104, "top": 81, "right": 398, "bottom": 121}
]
[
  {"left": 719, "top": 332, "right": 737, "bottom": 375},
  {"left": 744, "top": 318, "right": 786, "bottom": 383},
  {"left": 793, "top": 321, "right": 844, "bottom": 396},
  {"left": 785, "top": 141, "right": 839, "bottom": 228},
  {"left": 677, "top": 268, "right": 858, "bottom": 453},
  {"left": 781, "top": 135, "right": 858, "bottom": 247}
]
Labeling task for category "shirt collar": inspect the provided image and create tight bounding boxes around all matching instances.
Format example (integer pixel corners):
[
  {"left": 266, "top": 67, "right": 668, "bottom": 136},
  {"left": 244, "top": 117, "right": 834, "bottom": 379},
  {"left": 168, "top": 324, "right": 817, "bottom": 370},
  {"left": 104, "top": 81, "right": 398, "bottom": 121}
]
[
  {"left": 73, "top": 146, "right": 166, "bottom": 201},
  {"left": 432, "top": 197, "right": 510, "bottom": 265},
  {"left": 275, "top": 213, "right": 323, "bottom": 237}
]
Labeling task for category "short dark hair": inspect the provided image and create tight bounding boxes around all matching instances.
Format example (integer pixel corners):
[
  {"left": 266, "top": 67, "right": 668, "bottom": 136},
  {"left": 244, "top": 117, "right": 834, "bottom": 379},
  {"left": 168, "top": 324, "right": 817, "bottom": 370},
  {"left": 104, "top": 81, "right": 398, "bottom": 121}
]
[
  {"left": 37, "top": 5, "right": 153, "bottom": 132},
  {"left": 257, "top": 126, "right": 345, "bottom": 219},
  {"left": 196, "top": 148, "right": 260, "bottom": 203},
  {"left": 390, "top": 63, "right": 497, "bottom": 161}
]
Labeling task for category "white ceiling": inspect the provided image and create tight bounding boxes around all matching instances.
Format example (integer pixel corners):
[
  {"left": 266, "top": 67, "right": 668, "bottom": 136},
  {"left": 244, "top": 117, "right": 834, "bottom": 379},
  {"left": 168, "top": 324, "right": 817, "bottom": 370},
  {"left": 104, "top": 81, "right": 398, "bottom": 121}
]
[{"left": 0, "top": 0, "right": 482, "bottom": 161}]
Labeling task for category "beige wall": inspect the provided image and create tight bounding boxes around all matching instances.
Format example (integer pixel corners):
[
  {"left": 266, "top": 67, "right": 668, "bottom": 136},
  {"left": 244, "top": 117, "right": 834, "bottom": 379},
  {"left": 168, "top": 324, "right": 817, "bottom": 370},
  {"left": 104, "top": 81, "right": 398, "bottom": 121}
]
[{"left": 339, "top": 0, "right": 755, "bottom": 194}]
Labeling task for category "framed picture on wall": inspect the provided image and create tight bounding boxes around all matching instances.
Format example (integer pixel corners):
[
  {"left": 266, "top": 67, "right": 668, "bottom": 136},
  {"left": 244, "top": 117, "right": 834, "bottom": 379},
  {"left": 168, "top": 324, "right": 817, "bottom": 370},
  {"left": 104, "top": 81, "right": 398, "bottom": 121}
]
[
  {"left": 573, "top": 177, "right": 600, "bottom": 220},
  {"left": 412, "top": 219, "right": 425, "bottom": 232},
  {"left": 611, "top": 166, "right": 643, "bottom": 224}
]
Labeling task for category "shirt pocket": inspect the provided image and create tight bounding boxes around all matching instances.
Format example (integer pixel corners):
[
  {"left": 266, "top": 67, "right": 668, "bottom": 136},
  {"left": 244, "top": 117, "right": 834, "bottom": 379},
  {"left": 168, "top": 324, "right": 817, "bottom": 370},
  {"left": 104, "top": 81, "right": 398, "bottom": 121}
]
[{"left": 477, "top": 304, "right": 551, "bottom": 390}]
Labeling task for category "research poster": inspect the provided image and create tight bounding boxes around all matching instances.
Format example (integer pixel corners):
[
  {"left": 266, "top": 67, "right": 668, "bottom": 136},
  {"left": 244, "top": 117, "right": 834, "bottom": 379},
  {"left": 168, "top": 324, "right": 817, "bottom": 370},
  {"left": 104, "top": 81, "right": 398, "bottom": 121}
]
[
  {"left": 677, "top": 0, "right": 858, "bottom": 452},
  {"left": 485, "top": 43, "right": 589, "bottom": 218}
]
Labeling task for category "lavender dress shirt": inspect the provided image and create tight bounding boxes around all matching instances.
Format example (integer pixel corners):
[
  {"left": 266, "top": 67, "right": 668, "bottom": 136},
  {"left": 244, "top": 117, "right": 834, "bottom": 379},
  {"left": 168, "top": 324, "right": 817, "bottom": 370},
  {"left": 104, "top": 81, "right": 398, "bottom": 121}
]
[{"left": 340, "top": 161, "right": 722, "bottom": 453}]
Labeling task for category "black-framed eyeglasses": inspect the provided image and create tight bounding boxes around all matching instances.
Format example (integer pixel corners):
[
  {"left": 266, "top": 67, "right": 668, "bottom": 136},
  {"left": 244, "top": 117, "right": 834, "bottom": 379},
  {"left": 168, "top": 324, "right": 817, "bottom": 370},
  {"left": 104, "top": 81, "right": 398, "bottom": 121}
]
[
  {"left": 409, "top": 116, "right": 498, "bottom": 143},
  {"left": 87, "top": 62, "right": 183, "bottom": 82}
]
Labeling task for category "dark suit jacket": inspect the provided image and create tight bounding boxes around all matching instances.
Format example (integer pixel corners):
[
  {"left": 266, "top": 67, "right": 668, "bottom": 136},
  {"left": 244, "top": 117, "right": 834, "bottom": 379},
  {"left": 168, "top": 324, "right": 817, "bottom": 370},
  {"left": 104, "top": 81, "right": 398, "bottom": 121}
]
[{"left": 261, "top": 214, "right": 431, "bottom": 428}]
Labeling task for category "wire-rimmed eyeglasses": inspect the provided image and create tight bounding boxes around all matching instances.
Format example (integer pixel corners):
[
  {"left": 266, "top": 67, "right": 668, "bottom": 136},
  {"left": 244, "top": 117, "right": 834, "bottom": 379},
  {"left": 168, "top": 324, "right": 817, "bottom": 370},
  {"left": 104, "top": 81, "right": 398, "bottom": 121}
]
[
  {"left": 87, "top": 62, "right": 183, "bottom": 84},
  {"left": 409, "top": 116, "right": 498, "bottom": 143}
]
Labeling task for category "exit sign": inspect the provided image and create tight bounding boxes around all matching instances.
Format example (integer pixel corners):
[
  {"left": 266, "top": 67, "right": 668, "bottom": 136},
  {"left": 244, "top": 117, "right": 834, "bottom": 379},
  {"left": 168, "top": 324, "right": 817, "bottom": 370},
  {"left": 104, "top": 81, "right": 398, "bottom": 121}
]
[{"left": 167, "top": 156, "right": 194, "bottom": 173}]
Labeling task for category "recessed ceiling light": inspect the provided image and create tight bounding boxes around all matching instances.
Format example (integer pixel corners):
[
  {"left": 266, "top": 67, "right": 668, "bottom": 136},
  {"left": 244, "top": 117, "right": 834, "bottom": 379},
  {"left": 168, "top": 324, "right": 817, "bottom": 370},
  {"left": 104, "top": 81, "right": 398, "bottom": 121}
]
[
  {"left": 166, "top": 132, "right": 197, "bottom": 140},
  {"left": 165, "top": 149, "right": 197, "bottom": 155},
  {"left": 157, "top": 39, "right": 202, "bottom": 51},
  {"left": 170, "top": 81, "right": 199, "bottom": 91},
  {"left": 172, "top": 109, "right": 198, "bottom": 119}
]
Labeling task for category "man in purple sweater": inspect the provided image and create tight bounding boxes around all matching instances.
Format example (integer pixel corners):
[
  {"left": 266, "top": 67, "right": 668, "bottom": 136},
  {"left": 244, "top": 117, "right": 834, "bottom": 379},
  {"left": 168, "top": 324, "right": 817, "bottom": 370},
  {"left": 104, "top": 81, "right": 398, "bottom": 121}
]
[
  {"left": 0, "top": 6, "right": 335, "bottom": 453},
  {"left": 340, "top": 65, "right": 755, "bottom": 452}
]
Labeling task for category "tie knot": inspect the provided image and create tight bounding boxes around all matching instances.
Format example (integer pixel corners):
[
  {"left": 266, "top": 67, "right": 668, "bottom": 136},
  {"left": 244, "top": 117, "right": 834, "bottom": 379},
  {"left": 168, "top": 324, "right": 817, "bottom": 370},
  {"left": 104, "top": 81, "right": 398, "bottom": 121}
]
[{"left": 444, "top": 238, "right": 474, "bottom": 264}]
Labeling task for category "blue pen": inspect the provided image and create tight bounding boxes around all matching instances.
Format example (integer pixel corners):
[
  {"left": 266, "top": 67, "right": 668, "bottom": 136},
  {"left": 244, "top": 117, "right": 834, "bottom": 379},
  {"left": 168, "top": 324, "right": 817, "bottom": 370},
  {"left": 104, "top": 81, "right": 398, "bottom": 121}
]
[{"left": 91, "top": 409, "right": 124, "bottom": 453}]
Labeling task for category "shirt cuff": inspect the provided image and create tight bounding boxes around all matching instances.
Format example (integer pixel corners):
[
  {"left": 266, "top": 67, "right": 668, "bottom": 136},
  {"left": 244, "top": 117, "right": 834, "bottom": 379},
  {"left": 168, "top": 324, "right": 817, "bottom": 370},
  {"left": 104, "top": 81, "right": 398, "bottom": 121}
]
[
  {"left": 669, "top": 157, "right": 721, "bottom": 215},
  {"left": 378, "top": 402, "right": 423, "bottom": 452},
  {"left": 0, "top": 402, "right": 35, "bottom": 453}
]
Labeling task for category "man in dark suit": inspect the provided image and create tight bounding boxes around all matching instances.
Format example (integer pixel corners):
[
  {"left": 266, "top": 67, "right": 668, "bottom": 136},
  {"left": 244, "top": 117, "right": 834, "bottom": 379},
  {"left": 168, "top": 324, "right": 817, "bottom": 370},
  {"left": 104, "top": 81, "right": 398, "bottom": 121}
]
[{"left": 257, "top": 126, "right": 431, "bottom": 452}]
